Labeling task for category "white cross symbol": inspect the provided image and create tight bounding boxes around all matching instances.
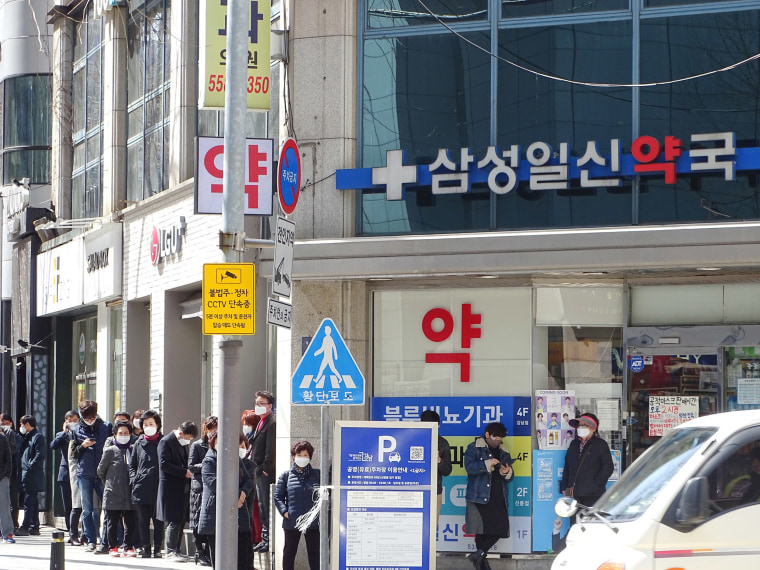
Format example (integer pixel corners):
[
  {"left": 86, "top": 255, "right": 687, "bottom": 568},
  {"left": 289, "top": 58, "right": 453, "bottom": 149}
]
[{"left": 372, "top": 150, "right": 417, "bottom": 200}]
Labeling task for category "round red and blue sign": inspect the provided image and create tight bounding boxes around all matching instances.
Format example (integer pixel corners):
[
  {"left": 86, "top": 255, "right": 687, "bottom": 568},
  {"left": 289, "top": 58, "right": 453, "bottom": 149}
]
[{"left": 278, "top": 138, "right": 301, "bottom": 215}]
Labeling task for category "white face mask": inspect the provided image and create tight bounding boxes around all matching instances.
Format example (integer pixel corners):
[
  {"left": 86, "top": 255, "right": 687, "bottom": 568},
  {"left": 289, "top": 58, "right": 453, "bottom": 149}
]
[
  {"left": 133, "top": 419, "right": 141, "bottom": 430},
  {"left": 254, "top": 405, "right": 268, "bottom": 416},
  {"left": 238, "top": 448, "right": 248, "bottom": 459},
  {"left": 84, "top": 419, "right": 96, "bottom": 426},
  {"left": 67, "top": 422, "right": 78, "bottom": 432},
  {"left": 577, "top": 427, "right": 591, "bottom": 439},
  {"left": 143, "top": 426, "right": 158, "bottom": 437},
  {"left": 116, "top": 435, "right": 131, "bottom": 445},
  {"left": 20, "top": 426, "right": 27, "bottom": 435},
  {"left": 242, "top": 425, "right": 253, "bottom": 436},
  {"left": 178, "top": 436, "right": 191, "bottom": 446},
  {"left": 294, "top": 456, "right": 310, "bottom": 468}
]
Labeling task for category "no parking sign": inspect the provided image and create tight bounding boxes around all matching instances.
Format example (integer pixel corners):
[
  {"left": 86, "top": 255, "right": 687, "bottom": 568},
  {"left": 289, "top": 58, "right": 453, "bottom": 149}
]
[{"left": 278, "top": 138, "right": 301, "bottom": 215}]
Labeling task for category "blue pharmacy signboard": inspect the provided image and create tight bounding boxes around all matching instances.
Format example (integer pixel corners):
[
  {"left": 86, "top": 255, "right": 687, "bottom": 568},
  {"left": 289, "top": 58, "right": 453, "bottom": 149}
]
[
  {"left": 333, "top": 421, "right": 437, "bottom": 570},
  {"left": 291, "top": 318, "right": 365, "bottom": 405},
  {"left": 371, "top": 397, "right": 533, "bottom": 554}
]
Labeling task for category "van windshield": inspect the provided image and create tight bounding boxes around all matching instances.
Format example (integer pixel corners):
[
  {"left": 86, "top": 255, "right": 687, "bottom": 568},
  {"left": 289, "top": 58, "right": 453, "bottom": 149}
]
[{"left": 593, "top": 427, "right": 717, "bottom": 521}]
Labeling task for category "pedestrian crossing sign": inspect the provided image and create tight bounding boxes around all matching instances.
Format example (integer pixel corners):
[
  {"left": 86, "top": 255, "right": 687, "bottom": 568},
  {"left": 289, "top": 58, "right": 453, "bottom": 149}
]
[{"left": 291, "top": 318, "right": 365, "bottom": 405}]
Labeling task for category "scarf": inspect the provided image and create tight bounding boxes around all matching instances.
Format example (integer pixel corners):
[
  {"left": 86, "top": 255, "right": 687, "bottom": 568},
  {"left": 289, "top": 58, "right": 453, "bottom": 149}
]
[{"left": 143, "top": 431, "right": 161, "bottom": 443}]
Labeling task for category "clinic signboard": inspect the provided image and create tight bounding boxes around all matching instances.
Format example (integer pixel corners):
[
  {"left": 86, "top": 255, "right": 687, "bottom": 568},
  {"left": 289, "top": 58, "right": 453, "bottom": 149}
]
[
  {"left": 333, "top": 421, "right": 437, "bottom": 570},
  {"left": 337, "top": 131, "right": 753, "bottom": 199},
  {"left": 371, "top": 397, "right": 533, "bottom": 554}
]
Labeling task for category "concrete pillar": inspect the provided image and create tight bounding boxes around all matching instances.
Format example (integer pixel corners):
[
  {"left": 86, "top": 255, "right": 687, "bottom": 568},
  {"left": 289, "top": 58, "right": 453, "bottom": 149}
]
[
  {"left": 51, "top": 11, "right": 74, "bottom": 218},
  {"left": 169, "top": 0, "right": 199, "bottom": 187},
  {"left": 101, "top": 7, "right": 127, "bottom": 215}
]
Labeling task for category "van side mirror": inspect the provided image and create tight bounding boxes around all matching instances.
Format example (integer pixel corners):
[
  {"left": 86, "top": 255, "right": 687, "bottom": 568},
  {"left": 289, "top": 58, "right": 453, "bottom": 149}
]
[{"left": 676, "top": 477, "right": 709, "bottom": 525}]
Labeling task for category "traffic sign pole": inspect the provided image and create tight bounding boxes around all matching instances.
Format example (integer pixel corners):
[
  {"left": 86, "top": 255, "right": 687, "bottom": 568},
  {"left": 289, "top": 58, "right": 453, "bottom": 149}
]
[{"left": 216, "top": 0, "right": 248, "bottom": 568}]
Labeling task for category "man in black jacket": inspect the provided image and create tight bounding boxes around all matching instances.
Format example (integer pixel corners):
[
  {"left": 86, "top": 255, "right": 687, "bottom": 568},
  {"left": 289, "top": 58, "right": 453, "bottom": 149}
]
[
  {"left": 250, "top": 390, "right": 276, "bottom": 552},
  {"left": 50, "top": 410, "right": 79, "bottom": 535},
  {"left": 17, "top": 415, "right": 45, "bottom": 536},
  {"left": 157, "top": 421, "right": 197, "bottom": 560},
  {"left": 0, "top": 414, "right": 22, "bottom": 531}
]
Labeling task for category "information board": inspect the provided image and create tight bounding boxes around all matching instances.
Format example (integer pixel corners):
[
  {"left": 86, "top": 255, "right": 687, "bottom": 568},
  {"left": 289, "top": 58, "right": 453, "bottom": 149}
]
[
  {"left": 648, "top": 395, "right": 699, "bottom": 436},
  {"left": 202, "top": 263, "right": 255, "bottom": 335},
  {"left": 371, "top": 397, "right": 533, "bottom": 554},
  {"left": 333, "top": 421, "right": 437, "bottom": 570}
]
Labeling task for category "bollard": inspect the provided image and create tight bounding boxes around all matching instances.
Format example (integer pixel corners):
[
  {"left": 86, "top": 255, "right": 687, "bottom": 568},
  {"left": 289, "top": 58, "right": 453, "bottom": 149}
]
[{"left": 50, "top": 530, "right": 65, "bottom": 570}]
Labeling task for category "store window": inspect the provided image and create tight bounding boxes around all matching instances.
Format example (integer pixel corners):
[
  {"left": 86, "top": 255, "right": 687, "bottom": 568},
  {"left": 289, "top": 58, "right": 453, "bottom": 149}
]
[
  {"left": 367, "top": 0, "right": 487, "bottom": 28},
  {"left": 73, "top": 316, "right": 98, "bottom": 405},
  {"left": 72, "top": 4, "right": 103, "bottom": 219},
  {"left": 110, "top": 307, "right": 123, "bottom": 414},
  {"left": 2, "top": 75, "right": 52, "bottom": 185},
  {"left": 502, "top": 0, "right": 627, "bottom": 18},
  {"left": 127, "top": 0, "right": 171, "bottom": 202}
]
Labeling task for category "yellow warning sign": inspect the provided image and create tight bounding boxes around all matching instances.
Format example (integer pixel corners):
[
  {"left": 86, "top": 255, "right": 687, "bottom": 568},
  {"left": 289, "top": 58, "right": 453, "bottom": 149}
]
[{"left": 202, "top": 263, "right": 255, "bottom": 335}]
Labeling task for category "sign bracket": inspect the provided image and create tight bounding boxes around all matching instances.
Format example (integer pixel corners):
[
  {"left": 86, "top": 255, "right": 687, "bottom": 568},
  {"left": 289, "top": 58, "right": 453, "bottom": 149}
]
[{"left": 218, "top": 230, "right": 275, "bottom": 252}]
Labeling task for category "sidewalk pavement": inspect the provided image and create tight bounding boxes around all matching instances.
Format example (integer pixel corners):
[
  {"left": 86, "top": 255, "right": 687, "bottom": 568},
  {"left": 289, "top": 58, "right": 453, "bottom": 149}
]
[{"left": 0, "top": 525, "right": 174, "bottom": 569}]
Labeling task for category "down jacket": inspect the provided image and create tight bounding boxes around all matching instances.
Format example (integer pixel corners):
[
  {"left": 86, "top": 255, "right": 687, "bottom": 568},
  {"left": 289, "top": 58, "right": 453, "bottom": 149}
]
[
  {"left": 274, "top": 464, "right": 320, "bottom": 531},
  {"left": 560, "top": 435, "right": 614, "bottom": 499},
  {"left": 98, "top": 444, "right": 133, "bottom": 511},
  {"left": 198, "top": 450, "right": 253, "bottom": 536},
  {"left": 188, "top": 439, "right": 210, "bottom": 530},
  {"left": 129, "top": 434, "right": 161, "bottom": 505},
  {"left": 20, "top": 428, "right": 46, "bottom": 493},
  {"left": 73, "top": 417, "right": 111, "bottom": 480}
]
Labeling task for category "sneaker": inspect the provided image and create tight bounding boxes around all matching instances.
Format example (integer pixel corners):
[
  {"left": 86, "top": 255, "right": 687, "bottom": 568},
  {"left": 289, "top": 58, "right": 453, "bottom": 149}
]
[
  {"left": 109, "top": 548, "right": 121, "bottom": 557},
  {"left": 166, "top": 552, "right": 186, "bottom": 563},
  {"left": 4, "top": 535, "right": 15, "bottom": 544},
  {"left": 85, "top": 543, "right": 96, "bottom": 552},
  {"left": 153, "top": 551, "right": 163, "bottom": 558},
  {"left": 28, "top": 528, "right": 40, "bottom": 536},
  {"left": 95, "top": 544, "right": 110, "bottom": 554},
  {"left": 141, "top": 550, "right": 152, "bottom": 559},
  {"left": 124, "top": 548, "right": 137, "bottom": 557},
  {"left": 14, "top": 528, "right": 29, "bottom": 537}
]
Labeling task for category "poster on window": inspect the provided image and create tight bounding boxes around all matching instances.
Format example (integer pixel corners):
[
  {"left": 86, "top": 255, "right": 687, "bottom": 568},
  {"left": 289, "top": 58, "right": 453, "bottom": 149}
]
[
  {"left": 371, "top": 397, "right": 532, "bottom": 554},
  {"left": 535, "top": 390, "right": 575, "bottom": 450},
  {"left": 648, "top": 395, "right": 699, "bottom": 436}
]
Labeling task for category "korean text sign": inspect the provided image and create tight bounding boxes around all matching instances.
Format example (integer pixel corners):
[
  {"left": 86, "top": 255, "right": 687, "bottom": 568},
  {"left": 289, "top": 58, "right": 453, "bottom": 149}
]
[
  {"left": 648, "top": 395, "right": 698, "bottom": 436},
  {"left": 199, "top": 0, "right": 271, "bottom": 110},
  {"left": 334, "top": 421, "right": 436, "bottom": 570},
  {"left": 371, "top": 397, "right": 533, "bottom": 554}
]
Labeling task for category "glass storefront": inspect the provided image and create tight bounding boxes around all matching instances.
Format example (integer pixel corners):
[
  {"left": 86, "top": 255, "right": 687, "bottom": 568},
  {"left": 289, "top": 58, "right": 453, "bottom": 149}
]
[{"left": 73, "top": 316, "right": 97, "bottom": 405}]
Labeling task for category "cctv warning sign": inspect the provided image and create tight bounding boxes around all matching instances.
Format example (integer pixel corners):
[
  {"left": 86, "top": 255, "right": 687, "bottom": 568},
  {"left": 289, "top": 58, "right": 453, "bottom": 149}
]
[{"left": 202, "top": 263, "right": 256, "bottom": 335}]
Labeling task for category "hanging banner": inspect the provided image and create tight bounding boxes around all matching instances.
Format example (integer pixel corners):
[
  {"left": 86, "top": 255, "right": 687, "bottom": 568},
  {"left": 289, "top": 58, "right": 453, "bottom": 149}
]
[{"left": 199, "top": 0, "right": 271, "bottom": 110}]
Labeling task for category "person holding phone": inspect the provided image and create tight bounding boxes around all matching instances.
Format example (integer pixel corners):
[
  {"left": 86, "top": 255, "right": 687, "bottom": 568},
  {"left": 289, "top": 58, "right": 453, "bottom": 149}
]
[{"left": 464, "top": 422, "right": 514, "bottom": 570}]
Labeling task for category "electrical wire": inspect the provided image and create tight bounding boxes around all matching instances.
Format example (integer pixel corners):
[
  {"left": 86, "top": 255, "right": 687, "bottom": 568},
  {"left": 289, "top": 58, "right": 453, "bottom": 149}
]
[{"left": 416, "top": 0, "right": 760, "bottom": 89}]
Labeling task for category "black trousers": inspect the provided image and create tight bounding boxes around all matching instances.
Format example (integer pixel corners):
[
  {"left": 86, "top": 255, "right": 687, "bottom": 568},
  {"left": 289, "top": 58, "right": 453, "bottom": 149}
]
[
  {"left": 106, "top": 509, "right": 136, "bottom": 549},
  {"left": 206, "top": 533, "right": 252, "bottom": 570},
  {"left": 282, "top": 527, "right": 319, "bottom": 570},
  {"left": 474, "top": 533, "right": 500, "bottom": 555},
  {"left": 135, "top": 503, "right": 164, "bottom": 555},
  {"left": 57, "top": 479, "right": 72, "bottom": 531}
]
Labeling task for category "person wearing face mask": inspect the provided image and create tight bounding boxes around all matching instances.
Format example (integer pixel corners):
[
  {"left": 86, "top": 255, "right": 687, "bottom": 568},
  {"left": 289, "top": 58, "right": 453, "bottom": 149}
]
[
  {"left": 198, "top": 430, "right": 252, "bottom": 569},
  {"left": 250, "top": 391, "right": 276, "bottom": 553},
  {"left": 189, "top": 416, "right": 218, "bottom": 566},
  {"left": 240, "top": 410, "right": 262, "bottom": 547},
  {"left": 237, "top": 433, "right": 255, "bottom": 570},
  {"left": 561, "top": 412, "right": 614, "bottom": 523},
  {"left": 72, "top": 400, "right": 112, "bottom": 552},
  {"left": 131, "top": 410, "right": 145, "bottom": 438},
  {"left": 18, "top": 415, "right": 45, "bottom": 537},
  {"left": 50, "top": 410, "right": 79, "bottom": 538},
  {"left": 464, "top": 422, "right": 514, "bottom": 570},
  {"left": 274, "top": 440, "right": 320, "bottom": 570},
  {"left": 129, "top": 409, "right": 164, "bottom": 558},
  {"left": 97, "top": 421, "right": 137, "bottom": 556},
  {"left": 1, "top": 413, "right": 23, "bottom": 533},
  {"left": 157, "top": 420, "right": 198, "bottom": 561}
]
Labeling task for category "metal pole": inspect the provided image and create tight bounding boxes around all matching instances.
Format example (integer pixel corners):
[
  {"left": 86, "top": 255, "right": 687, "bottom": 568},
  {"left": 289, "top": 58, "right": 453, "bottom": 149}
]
[
  {"left": 215, "top": 0, "right": 249, "bottom": 567},
  {"left": 320, "top": 406, "right": 330, "bottom": 570}
]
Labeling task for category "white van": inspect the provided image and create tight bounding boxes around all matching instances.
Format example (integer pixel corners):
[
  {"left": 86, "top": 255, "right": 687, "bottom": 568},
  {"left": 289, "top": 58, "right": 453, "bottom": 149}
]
[{"left": 552, "top": 409, "right": 760, "bottom": 570}]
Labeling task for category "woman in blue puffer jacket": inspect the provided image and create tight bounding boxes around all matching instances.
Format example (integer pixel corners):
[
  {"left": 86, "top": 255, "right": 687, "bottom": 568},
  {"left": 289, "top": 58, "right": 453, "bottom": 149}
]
[{"left": 274, "top": 440, "right": 320, "bottom": 570}]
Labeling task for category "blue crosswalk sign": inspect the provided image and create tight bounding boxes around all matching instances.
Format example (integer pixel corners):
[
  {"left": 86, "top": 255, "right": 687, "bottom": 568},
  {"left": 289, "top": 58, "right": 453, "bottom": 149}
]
[{"left": 292, "top": 318, "right": 365, "bottom": 405}]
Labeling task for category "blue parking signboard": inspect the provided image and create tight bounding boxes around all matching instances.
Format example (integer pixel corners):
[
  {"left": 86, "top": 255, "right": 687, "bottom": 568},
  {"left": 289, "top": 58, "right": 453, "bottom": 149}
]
[
  {"left": 334, "top": 421, "right": 436, "bottom": 570},
  {"left": 291, "top": 318, "right": 365, "bottom": 405}
]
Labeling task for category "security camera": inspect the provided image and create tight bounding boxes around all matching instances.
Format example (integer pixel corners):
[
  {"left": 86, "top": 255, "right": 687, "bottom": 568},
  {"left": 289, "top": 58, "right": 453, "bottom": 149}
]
[{"left": 14, "top": 360, "right": 23, "bottom": 368}]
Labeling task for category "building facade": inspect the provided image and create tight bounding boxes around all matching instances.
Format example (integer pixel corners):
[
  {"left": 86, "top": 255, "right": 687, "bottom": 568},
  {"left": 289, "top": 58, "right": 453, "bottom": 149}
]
[{"left": 4, "top": 0, "right": 760, "bottom": 557}]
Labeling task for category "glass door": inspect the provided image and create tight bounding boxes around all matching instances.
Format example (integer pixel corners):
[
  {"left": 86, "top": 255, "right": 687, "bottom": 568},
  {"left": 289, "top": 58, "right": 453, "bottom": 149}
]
[
  {"left": 627, "top": 348, "right": 719, "bottom": 461},
  {"left": 724, "top": 346, "right": 760, "bottom": 412}
]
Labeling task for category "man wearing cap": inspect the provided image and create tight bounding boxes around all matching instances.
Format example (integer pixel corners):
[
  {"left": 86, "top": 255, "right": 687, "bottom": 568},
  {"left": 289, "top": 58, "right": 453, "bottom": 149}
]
[{"left": 560, "top": 412, "right": 614, "bottom": 520}]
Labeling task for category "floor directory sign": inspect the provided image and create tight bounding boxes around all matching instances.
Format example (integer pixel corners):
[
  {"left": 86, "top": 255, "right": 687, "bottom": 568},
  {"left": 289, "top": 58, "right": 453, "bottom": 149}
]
[
  {"left": 333, "top": 421, "right": 437, "bottom": 570},
  {"left": 371, "top": 397, "right": 533, "bottom": 554}
]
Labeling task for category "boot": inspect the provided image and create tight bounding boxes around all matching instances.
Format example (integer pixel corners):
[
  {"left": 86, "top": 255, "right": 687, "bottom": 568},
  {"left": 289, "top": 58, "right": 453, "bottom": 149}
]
[
  {"left": 481, "top": 554, "right": 492, "bottom": 570},
  {"left": 467, "top": 549, "right": 486, "bottom": 570},
  {"left": 253, "top": 526, "right": 269, "bottom": 552}
]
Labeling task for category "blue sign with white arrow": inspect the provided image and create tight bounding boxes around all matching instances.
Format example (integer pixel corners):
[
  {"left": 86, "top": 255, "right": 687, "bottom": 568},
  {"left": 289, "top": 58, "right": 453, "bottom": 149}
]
[{"left": 292, "top": 318, "right": 365, "bottom": 405}]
